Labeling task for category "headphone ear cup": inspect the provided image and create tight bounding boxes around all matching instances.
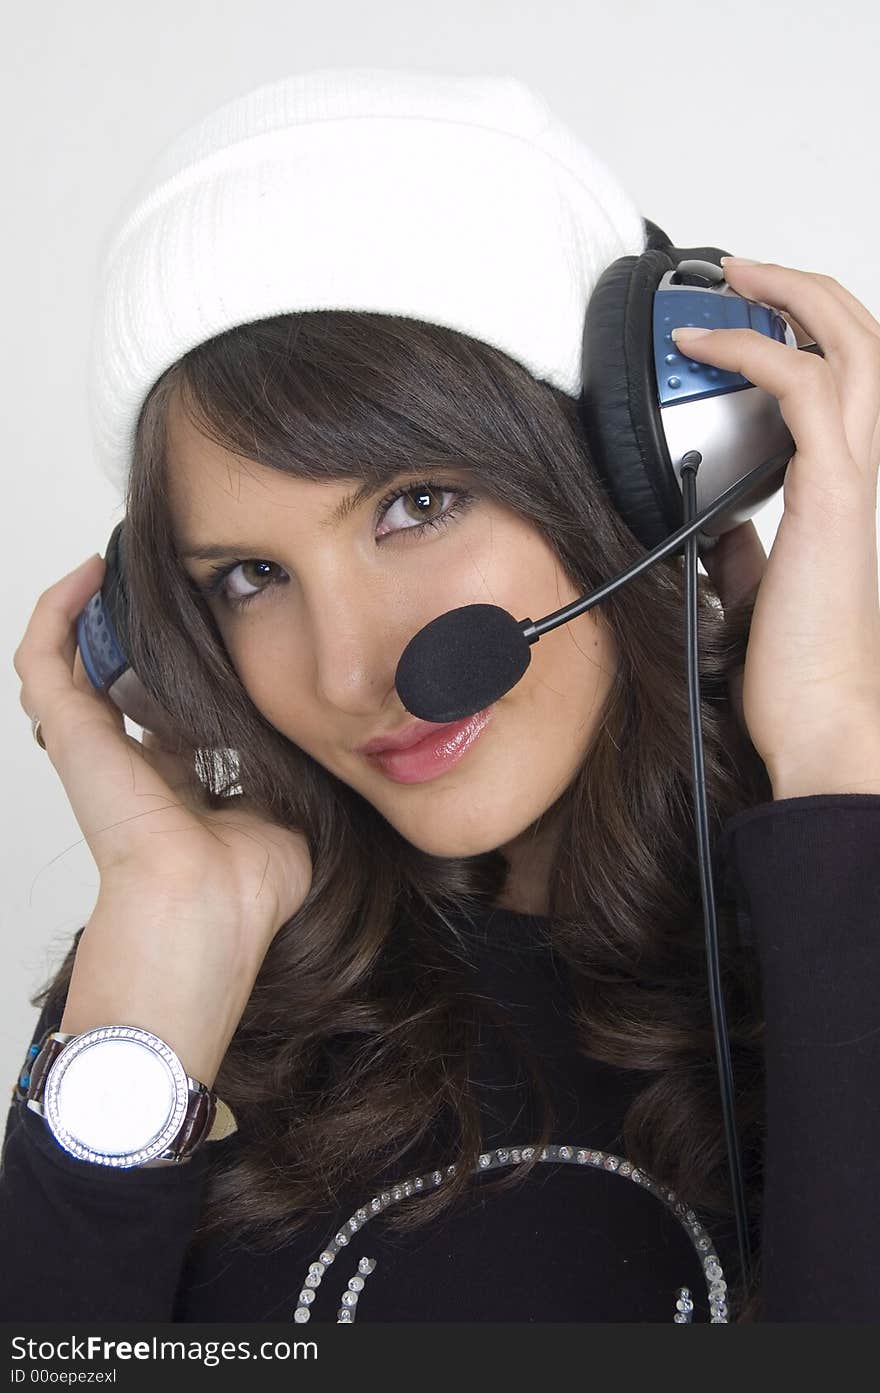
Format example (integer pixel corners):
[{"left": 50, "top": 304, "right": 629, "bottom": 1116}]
[
  {"left": 75, "top": 521, "right": 181, "bottom": 744},
  {"left": 579, "top": 248, "right": 684, "bottom": 553},
  {"left": 579, "top": 223, "right": 740, "bottom": 555},
  {"left": 75, "top": 521, "right": 130, "bottom": 696}
]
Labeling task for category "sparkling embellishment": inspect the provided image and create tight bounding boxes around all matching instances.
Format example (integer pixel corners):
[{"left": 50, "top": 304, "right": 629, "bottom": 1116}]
[
  {"left": 675, "top": 1286, "right": 694, "bottom": 1324},
  {"left": 673, "top": 1286, "right": 695, "bottom": 1326},
  {"left": 294, "top": 1141, "right": 730, "bottom": 1323},
  {"left": 335, "top": 1256, "right": 378, "bottom": 1323}
]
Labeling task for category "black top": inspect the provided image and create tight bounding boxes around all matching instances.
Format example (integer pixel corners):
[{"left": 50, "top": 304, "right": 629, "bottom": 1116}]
[{"left": 2, "top": 793, "right": 879, "bottom": 1323}]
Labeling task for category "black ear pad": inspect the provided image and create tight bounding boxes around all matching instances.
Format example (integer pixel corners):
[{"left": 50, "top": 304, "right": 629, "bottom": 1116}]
[
  {"left": 578, "top": 222, "right": 735, "bottom": 552},
  {"left": 579, "top": 248, "right": 681, "bottom": 552}
]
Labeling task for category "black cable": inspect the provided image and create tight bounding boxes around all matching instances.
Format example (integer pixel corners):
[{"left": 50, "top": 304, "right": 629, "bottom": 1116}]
[{"left": 680, "top": 454, "right": 753, "bottom": 1305}]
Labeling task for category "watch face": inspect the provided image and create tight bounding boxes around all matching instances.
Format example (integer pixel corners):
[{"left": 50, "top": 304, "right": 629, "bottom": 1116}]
[{"left": 44, "top": 1027, "right": 188, "bottom": 1166}]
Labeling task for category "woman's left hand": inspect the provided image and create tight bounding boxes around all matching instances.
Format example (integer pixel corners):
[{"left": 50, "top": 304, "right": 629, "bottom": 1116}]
[{"left": 677, "top": 259, "right": 880, "bottom": 798}]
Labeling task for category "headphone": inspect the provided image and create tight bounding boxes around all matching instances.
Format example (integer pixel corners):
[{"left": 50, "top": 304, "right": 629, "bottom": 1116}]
[{"left": 75, "top": 216, "right": 825, "bottom": 1298}]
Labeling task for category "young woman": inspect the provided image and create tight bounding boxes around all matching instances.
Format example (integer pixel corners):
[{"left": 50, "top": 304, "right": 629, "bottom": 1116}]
[{"left": 4, "top": 69, "right": 879, "bottom": 1325}]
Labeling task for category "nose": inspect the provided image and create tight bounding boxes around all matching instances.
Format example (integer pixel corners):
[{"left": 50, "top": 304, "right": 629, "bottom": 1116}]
[{"left": 306, "top": 580, "right": 406, "bottom": 715}]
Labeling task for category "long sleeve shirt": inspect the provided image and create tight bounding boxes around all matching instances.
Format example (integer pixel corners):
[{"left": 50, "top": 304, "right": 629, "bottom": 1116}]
[{"left": 2, "top": 793, "right": 878, "bottom": 1323}]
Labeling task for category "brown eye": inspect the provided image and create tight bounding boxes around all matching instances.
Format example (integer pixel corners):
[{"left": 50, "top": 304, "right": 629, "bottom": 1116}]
[
  {"left": 402, "top": 485, "right": 443, "bottom": 522},
  {"left": 376, "top": 483, "right": 460, "bottom": 539},
  {"left": 237, "top": 560, "right": 277, "bottom": 592},
  {"left": 201, "top": 558, "right": 284, "bottom": 611}
]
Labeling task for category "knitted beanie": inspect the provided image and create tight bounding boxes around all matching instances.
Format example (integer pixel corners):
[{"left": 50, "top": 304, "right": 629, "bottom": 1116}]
[{"left": 86, "top": 67, "right": 647, "bottom": 499}]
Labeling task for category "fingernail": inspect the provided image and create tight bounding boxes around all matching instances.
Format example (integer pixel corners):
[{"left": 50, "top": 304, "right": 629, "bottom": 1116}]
[
  {"left": 672, "top": 327, "right": 713, "bottom": 342},
  {"left": 720, "top": 256, "right": 761, "bottom": 267}
]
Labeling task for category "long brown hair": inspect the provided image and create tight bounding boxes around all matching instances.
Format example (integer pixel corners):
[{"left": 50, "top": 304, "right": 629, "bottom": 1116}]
[{"left": 33, "top": 311, "right": 770, "bottom": 1317}]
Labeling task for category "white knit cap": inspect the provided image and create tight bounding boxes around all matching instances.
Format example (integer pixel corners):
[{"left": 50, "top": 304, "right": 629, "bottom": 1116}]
[{"left": 87, "top": 67, "right": 647, "bottom": 498}]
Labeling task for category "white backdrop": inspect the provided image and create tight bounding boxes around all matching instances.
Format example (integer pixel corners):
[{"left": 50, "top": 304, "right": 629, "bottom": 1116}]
[{"left": 3, "top": 0, "right": 879, "bottom": 1092}]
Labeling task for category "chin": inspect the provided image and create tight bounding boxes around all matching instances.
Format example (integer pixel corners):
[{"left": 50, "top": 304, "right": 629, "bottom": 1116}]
[{"left": 389, "top": 814, "right": 515, "bottom": 862}]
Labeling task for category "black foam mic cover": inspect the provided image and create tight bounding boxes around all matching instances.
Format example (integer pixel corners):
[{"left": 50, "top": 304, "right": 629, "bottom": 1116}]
[{"left": 395, "top": 604, "right": 533, "bottom": 724}]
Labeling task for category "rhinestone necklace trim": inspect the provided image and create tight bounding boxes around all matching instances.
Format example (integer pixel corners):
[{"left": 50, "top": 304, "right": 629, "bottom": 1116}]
[{"left": 290, "top": 1142, "right": 730, "bottom": 1324}]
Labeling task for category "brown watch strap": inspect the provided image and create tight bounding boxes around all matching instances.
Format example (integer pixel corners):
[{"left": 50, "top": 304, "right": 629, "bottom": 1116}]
[{"left": 15, "top": 1028, "right": 229, "bottom": 1163}]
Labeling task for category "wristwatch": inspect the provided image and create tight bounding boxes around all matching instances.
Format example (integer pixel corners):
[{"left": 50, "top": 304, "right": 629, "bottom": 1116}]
[{"left": 19, "top": 1024, "right": 237, "bottom": 1168}]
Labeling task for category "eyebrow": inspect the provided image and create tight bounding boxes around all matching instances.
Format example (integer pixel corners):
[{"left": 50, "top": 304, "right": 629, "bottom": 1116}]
[{"left": 178, "top": 477, "right": 384, "bottom": 562}]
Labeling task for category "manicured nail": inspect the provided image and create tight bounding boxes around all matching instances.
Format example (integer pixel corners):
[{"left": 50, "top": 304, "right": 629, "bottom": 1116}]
[
  {"left": 672, "top": 327, "right": 713, "bottom": 343},
  {"left": 720, "top": 256, "right": 761, "bottom": 267}
]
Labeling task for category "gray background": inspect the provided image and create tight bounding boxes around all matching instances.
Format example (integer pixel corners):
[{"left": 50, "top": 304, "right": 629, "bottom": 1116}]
[{"left": 3, "top": 0, "right": 879, "bottom": 1092}]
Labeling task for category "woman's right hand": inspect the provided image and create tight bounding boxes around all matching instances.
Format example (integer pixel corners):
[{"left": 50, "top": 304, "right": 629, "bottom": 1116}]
[{"left": 13, "top": 552, "right": 314, "bottom": 968}]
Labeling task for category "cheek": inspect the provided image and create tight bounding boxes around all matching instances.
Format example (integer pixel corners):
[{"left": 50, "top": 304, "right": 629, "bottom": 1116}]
[
  {"left": 219, "top": 624, "right": 317, "bottom": 736},
  {"left": 522, "top": 613, "right": 617, "bottom": 749},
  {"left": 491, "top": 538, "right": 618, "bottom": 732}
]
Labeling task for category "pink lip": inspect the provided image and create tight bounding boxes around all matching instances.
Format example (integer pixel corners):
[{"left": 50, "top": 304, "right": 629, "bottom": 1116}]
[
  {"left": 357, "top": 717, "right": 460, "bottom": 755},
  {"left": 365, "top": 707, "right": 494, "bottom": 784}
]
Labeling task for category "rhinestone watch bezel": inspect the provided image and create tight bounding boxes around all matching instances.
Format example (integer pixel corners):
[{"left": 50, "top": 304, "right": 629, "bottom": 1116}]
[{"left": 41, "top": 1025, "right": 189, "bottom": 1167}]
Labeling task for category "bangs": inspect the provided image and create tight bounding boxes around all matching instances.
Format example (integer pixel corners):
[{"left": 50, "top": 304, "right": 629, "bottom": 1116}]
[{"left": 167, "top": 309, "right": 510, "bottom": 495}]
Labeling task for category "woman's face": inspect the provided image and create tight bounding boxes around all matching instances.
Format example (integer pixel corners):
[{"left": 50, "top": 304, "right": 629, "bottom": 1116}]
[{"left": 168, "top": 390, "right": 618, "bottom": 871}]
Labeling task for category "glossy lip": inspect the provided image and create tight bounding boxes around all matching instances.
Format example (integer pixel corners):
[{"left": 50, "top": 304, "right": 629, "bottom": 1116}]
[
  {"left": 356, "top": 716, "right": 466, "bottom": 755},
  {"left": 364, "top": 707, "right": 494, "bottom": 784}
]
